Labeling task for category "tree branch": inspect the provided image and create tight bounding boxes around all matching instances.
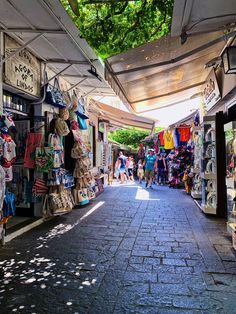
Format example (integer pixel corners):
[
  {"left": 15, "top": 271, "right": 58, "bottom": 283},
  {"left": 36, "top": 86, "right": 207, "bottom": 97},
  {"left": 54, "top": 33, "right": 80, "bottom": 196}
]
[
  {"left": 68, "top": 0, "right": 80, "bottom": 16},
  {"left": 119, "top": 0, "right": 147, "bottom": 44}
]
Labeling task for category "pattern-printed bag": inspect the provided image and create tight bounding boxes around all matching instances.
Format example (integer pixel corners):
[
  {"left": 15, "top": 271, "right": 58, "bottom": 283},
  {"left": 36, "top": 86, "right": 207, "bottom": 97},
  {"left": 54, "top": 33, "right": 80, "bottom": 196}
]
[
  {"left": 73, "top": 188, "right": 89, "bottom": 206},
  {"left": 75, "top": 98, "right": 89, "bottom": 119},
  {"left": 48, "top": 190, "right": 72, "bottom": 215},
  {"left": 35, "top": 146, "right": 54, "bottom": 173},
  {"left": 45, "top": 77, "right": 67, "bottom": 108},
  {"left": 88, "top": 187, "right": 96, "bottom": 200},
  {"left": 48, "top": 133, "right": 63, "bottom": 151},
  {"left": 53, "top": 150, "right": 64, "bottom": 168},
  {"left": 32, "top": 178, "right": 48, "bottom": 196}
]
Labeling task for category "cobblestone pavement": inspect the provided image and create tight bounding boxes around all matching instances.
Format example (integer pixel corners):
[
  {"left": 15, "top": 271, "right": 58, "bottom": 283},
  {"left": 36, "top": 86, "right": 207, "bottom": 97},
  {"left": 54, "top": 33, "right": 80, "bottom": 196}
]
[{"left": 1, "top": 182, "right": 236, "bottom": 314}]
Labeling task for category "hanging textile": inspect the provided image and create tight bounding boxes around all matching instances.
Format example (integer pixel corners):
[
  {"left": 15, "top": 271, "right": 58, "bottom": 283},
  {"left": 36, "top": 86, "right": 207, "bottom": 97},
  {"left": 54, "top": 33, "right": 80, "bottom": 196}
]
[
  {"left": 24, "top": 133, "right": 43, "bottom": 168},
  {"left": 173, "top": 128, "right": 180, "bottom": 147},
  {"left": 159, "top": 131, "right": 165, "bottom": 146},
  {"left": 164, "top": 130, "right": 174, "bottom": 150},
  {"left": 178, "top": 127, "right": 191, "bottom": 143}
]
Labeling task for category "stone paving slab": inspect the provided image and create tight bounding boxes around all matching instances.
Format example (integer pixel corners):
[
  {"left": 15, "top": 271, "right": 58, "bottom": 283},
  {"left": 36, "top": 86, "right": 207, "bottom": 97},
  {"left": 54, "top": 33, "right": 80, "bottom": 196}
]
[{"left": 0, "top": 182, "right": 236, "bottom": 313}]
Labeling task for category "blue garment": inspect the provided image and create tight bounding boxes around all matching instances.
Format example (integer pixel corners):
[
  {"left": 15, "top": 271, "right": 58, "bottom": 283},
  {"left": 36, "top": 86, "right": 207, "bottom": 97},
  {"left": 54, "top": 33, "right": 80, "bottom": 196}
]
[
  {"left": 173, "top": 128, "right": 180, "bottom": 147},
  {"left": 145, "top": 155, "right": 156, "bottom": 171},
  {"left": 119, "top": 156, "right": 127, "bottom": 169}
]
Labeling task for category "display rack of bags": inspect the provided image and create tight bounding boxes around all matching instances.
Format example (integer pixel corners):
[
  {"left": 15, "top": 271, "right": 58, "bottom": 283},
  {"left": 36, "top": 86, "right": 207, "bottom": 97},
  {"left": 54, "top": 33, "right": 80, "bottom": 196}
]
[{"left": 71, "top": 127, "right": 96, "bottom": 206}]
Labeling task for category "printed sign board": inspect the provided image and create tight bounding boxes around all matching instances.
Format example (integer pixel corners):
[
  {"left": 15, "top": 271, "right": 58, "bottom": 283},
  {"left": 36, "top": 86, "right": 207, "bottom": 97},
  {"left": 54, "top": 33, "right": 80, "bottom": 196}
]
[
  {"left": 202, "top": 69, "right": 221, "bottom": 112},
  {"left": 4, "top": 35, "right": 41, "bottom": 97}
]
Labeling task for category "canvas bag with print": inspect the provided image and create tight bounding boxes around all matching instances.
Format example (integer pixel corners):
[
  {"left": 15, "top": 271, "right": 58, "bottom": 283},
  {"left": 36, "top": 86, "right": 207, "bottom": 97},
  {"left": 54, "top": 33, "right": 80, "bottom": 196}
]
[{"left": 35, "top": 146, "right": 54, "bottom": 173}]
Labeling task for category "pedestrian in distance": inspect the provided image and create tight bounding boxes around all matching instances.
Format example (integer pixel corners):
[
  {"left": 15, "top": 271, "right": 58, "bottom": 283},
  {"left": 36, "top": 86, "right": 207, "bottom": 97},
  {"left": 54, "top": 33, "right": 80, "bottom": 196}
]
[
  {"left": 127, "top": 156, "right": 134, "bottom": 181},
  {"left": 114, "top": 157, "right": 120, "bottom": 182},
  {"left": 137, "top": 158, "right": 144, "bottom": 183},
  {"left": 143, "top": 149, "right": 157, "bottom": 189},
  {"left": 118, "top": 151, "right": 128, "bottom": 184},
  {"left": 157, "top": 154, "right": 166, "bottom": 185}
]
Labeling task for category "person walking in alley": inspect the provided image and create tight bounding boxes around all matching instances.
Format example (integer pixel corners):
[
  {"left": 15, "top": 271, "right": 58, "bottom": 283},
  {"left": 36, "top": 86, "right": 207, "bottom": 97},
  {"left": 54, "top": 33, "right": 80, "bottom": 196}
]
[
  {"left": 118, "top": 151, "right": 128, "bottom": 184},
  {"left": 137, "top": 158, "right": 144, "bottom": 183},
  {"left": 143, "top": 149, "right": 157, "bottom": 189},
  {"left": 157, "top": 154, "right": 166, "bottom": 185},
  {"left": 114, "top": 157, "right": 120, "bottom": 182},
  {"left": 127, "top": 156, "right": 134, "bottom": 181}
]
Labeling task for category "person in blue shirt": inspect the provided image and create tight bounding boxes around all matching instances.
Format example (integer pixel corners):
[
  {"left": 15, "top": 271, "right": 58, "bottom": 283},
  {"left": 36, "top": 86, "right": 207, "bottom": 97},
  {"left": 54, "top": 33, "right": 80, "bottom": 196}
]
[
  {"left": 143, "top": 149, "right": 157, "bottom": 189},
  {"left": 118, "top": 151, "right": 128, "bottom": 184}
]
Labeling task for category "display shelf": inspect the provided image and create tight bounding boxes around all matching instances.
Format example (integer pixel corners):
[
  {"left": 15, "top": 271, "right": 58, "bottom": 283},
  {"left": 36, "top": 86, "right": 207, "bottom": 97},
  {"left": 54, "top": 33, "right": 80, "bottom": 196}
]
[
  {"left": 3, "top": 107, "right": 28, "bottom": 116},
  {"left": 192, "top": 168, "right": 200, "bottom": 174}
]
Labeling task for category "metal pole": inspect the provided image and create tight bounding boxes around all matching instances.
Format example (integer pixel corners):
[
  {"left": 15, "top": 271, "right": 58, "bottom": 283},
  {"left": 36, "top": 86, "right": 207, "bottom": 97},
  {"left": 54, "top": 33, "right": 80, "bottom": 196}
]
[
  {"left": 0, "top": 33, "right": 44, "bottom": 65},
  {"left": 84, "top": 87, "right": 96, "bottom": 97},
  {"left": 41, "top": 64, "right": 72, "bottom": 86},
  {"left": 66, "top": 77, "right": 87, "bottom": 92}
]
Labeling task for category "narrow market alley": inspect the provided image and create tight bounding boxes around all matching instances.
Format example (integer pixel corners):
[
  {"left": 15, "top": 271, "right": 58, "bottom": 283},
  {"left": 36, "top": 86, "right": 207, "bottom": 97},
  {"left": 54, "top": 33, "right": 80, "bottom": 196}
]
[{"left": 0, "top": 183, "right": 236, "bottom": 314}]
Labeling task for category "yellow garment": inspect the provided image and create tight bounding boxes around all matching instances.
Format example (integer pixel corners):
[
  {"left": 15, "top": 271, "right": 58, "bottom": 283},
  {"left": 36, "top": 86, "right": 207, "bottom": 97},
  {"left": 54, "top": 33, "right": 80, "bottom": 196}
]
[{"left": 164, "top": 130, "right": 174, "bottom": 149}]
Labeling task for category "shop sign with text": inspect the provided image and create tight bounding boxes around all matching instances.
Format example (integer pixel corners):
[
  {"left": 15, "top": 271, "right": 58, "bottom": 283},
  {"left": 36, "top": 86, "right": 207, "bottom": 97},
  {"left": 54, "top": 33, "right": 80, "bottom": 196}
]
[
  {"left": 4, "top": 35, "right": 41, "bottom": 97},
  {"left": 202, "top": 69, "right": 221, "bottom": 112}
]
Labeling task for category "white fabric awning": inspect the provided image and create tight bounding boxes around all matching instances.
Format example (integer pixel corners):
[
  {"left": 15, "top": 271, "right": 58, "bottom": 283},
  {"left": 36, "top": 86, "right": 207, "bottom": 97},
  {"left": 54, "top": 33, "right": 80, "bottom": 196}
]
[
  {"left": 89, "top": 99, "right": 155, "bottom": 130},
  {"left": 171, "top": 0, "right": 236, "bottom": 38},
  {"left": 105, "top": 30, "right": 231, "bottom": 114},
  {"left": 0, "top": 0, "right": 115, "bottom": 97}
]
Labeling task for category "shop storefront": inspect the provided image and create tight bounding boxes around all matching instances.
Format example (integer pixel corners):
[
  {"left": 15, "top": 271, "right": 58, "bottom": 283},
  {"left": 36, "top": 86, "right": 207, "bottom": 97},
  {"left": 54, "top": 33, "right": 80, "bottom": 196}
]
[
  {"left": 0, "top": 34, "right": 43, "bottom": 241},
  {"left": 0, "top": 34, "right": 112, "bottom": 244}
]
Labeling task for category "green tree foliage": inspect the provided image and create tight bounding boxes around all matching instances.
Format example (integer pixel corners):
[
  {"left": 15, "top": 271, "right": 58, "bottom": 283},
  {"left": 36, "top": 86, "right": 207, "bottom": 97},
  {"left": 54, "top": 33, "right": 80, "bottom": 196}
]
[
  {"left": 108, "top": 127, "right": 150, "bottom": 149},
  {"left": 61, "top": 0, "right": 173, "bottom": 60}
]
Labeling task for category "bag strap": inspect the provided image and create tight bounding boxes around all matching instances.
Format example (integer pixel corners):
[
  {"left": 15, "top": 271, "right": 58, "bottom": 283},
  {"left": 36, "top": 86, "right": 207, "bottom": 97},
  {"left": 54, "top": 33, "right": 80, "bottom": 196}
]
[{"left": 54, "top": 77, "right": 60, "bottom": 90}]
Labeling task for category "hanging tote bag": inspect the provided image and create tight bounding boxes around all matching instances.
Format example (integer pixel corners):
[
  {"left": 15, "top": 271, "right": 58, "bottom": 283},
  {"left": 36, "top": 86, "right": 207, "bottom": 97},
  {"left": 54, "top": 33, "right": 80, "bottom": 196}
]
[
  {"left": 76, "top": 98, "right": 89, "bottom": 119},
  {"left": 35, "top": 146, "right": 54, "bottom": 173},
  {"left": 48, "top": 133, "right": 63, "bottom": 151},
  {"left": 24, "top": 133, "right": 43, "bottom": 168},
  {"left": 78, "top": 116, "right": 87, "bottom": 130},
  {"left": 73, "top": 188, "right": 89, "bottom": 206},
  {"left": 45, "top": 76, "right": 67, "bottom": 108}
]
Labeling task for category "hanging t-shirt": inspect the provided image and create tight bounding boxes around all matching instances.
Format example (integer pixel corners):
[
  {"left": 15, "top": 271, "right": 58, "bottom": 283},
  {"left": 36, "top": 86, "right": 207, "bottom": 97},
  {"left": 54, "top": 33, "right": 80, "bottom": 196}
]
[
  {"left": 178, "top": 127, "right": 191, "bottom": 143},
  {"left": 159, "top": 131, "right": 165, "bottom": 146},
  {"left": 173, "top": 128, "right": 180, "bottom": 147},
  {"left": 145, "top": 155, "right": 156, "bottom": 171},
  {"left": 2, "top": 140, "right": 16, "bottom": 167},
  {"left": 164, "top": 130, "right": 174, "bottom": 150}
]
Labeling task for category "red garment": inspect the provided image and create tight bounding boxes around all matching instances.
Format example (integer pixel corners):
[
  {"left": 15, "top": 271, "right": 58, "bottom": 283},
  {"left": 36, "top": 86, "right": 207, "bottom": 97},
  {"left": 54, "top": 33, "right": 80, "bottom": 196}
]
[
  {"left": 159, "top": 131, "right": 164, "bottom": 146},
  {"left": 178, "top": 127, "right": 190, "bottom": 142},
  {"left": 24, "top": 133, "right": 43, "bottom": 168}
]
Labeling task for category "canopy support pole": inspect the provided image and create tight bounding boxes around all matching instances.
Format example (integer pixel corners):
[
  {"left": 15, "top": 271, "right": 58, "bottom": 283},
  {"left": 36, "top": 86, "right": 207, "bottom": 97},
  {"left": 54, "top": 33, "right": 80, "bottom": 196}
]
[
  {"left": 41, "top": 64, "right": 72, "bottom": 86},
  {"left": 66, "top": 77, "right": 87, "bottom": 92},
  {"left": 0, "top": 33, "right": 44, "bottom": 66}
]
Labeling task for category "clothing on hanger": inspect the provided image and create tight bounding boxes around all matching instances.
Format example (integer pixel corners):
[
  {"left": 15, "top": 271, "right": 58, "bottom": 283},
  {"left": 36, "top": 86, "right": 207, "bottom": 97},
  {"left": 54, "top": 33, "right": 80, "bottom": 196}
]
[{"left": 164, "top": 130, "right": 174, "bottom": 150}]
